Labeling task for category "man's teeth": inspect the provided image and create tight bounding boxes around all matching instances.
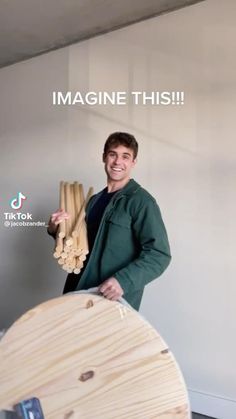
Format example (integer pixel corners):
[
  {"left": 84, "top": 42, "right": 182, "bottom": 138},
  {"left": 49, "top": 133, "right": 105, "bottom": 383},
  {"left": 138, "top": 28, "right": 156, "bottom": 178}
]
[{"left": 112, "top": 167, "right": 122, "bottom": 171}]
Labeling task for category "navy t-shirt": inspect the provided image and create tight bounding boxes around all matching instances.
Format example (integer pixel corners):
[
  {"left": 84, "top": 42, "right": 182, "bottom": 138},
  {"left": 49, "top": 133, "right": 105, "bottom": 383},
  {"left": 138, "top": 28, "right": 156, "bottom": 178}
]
[{"left": 87, "top": 188, "right": 118, "bottom": 252}]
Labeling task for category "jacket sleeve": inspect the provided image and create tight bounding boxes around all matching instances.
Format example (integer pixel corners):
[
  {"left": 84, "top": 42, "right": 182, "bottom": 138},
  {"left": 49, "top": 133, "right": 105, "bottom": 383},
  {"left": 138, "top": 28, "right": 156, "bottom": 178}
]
[{"left": 114, "top": 198, "right": 171, "bottom": 295}]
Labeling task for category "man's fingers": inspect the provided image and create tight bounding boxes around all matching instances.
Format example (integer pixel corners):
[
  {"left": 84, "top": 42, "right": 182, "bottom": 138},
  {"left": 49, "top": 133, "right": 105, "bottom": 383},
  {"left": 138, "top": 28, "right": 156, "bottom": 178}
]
[
  {"left": 99, "top": 284, "right": 109, "bottom": 293},
  {"left": 100, "top": 287, "right": 122, "bottom": 300},
  {"left": 104, "top": 292, "right": 119, "bottom": 300},
  {"left": 99, "top": 283, "right": 114, "bottom": 294},
  {"left": 54, "top": 216, "right": 70, "bottom": 225},
  {"left": 51, "top": 212, "right": 70, "bottom": 224},
  {"left": 99, "top": 278, "right": 124, "bottom": 300},
  {"left": 99, "top": 286, "right": 111, "bottom": 295},
  {"left": 52, "top": 213, "right": 70, "bottom": 219},
  {"left": 54, "top": 219, "right": 63, "bottom": 226}
]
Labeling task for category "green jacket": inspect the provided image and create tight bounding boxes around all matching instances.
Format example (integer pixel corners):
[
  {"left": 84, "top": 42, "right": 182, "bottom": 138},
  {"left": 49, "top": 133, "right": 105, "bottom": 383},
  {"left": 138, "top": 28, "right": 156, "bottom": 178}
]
[{"left": 76, "top": 179, "right": 171, "bottom": 310}]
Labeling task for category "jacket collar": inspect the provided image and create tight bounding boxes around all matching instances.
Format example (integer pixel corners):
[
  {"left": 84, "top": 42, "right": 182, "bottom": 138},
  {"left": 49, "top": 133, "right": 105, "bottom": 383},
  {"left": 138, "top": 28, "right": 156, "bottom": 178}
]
[
  {"left": 115, "top": 179, "right": 140, "bottom": 196},
  {"left": 90, "top": 179, "right": 140, "bottom": 206}
]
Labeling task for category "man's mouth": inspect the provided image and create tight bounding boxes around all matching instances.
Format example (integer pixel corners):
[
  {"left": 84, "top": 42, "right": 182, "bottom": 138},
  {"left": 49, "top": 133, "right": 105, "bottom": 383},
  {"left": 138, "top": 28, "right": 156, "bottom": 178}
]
[{"left": 111, "top": 167, "right": 122, "bottom": 172}]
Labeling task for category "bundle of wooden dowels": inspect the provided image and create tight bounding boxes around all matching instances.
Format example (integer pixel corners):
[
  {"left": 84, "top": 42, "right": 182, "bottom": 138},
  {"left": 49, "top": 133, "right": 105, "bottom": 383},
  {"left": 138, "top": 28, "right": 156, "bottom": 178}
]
[{"left": 53, "top": 181, "right": 94, "bottom": 274}]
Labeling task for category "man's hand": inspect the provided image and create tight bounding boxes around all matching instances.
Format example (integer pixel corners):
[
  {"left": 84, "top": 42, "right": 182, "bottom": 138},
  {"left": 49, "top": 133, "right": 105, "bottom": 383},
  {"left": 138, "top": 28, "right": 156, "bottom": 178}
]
[
  {"left": 98, "top": 277, "right": 124, "bottom": 301},
  {"left": 47, "top": 209, "right": 70, "bottom": 235}
]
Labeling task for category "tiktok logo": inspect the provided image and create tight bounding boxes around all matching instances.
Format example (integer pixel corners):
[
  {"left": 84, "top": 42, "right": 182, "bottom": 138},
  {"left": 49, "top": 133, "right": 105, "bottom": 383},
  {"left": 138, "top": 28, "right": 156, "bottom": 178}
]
[{"left": 10, "top": 192, "right": 27, "bottom": 210}]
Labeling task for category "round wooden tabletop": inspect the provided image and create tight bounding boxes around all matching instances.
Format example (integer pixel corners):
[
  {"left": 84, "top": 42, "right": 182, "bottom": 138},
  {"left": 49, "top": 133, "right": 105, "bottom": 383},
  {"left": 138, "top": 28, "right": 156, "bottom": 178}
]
[{"left": 0, "top": 293, "right": 190, "bottom": 418}]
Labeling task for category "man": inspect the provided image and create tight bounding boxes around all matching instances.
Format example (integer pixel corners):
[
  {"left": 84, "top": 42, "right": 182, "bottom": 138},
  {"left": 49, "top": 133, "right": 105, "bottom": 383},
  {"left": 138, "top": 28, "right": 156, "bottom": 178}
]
[{"left": 48, "top": 132, "right": 171, "bottom": 310}]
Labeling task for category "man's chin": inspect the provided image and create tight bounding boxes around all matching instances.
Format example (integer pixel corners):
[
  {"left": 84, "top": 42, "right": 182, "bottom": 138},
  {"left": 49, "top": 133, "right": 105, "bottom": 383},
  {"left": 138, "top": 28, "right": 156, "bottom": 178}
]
[{"left": 108, "top": 172, "right": 124, "bottom": 181}]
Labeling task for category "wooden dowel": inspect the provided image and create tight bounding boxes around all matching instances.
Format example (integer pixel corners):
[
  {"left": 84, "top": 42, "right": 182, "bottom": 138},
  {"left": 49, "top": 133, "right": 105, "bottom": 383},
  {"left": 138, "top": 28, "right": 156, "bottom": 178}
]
[
  {"left": 65, "top": 237, "right": 73, "bottom": 247},
  {"left": 62, "top": 265, "right": 70, "bottom": 271},
  {"left": 63, "top": 244, "right": 73, "bottom": 253},
  {"left": 74, "top": 247, "right": 83, "bottom": 256},
  {"left": 65, "top": 182, "right": 72, "bottom": 239},
  {"left": 72, "top": 183, "right": 83, "bottom": 238},
  {"left": 60, "top": 252, "right": 68, "bottom": 259},
  {"left": 70, "top": 183, "right": 76, "bottom": 232},
  {"left": 70, "top": 257, "right": 76, "bottom": 269},
  {"left": 76, "top": 236, "right": 81, "bottom": 251},
  {"left": 72, "top": 213, "right": 84, "bottom": 238},
  {"left": 77, "top": 220, "right": 89, "bottom": 255},
  {"left": 79, "top": 184, "right": 85, "bottom": 205},
  {"left": 54, "top": 236, "right": 63, "bottom": 253},
  {"left": 72, "top": 187, "right": 94, "bottom": 238},
  {"left": 76, "top": 259, "right": 84, "bottom": 269},
  {"left": 74, "top": 182, "right": 81, "bottom": 217},
  {"left": 58, "top": 181, "right": 66, "bottom": 239},
  {"left": 53, "top": 250, "right": 61, "bottom": 259}
]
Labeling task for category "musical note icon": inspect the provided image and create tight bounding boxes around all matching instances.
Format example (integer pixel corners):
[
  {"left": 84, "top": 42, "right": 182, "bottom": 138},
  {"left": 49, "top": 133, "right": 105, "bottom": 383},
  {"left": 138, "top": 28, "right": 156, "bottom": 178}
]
[{"left": 10, "top": 192, "right": 27, "bottom": 210}]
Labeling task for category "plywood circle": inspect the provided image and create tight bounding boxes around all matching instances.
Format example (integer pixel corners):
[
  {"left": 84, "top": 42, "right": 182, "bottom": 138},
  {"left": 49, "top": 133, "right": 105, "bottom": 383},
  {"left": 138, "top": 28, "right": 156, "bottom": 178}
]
[{"left": 0, "top": 294, "right": 190, "bottom": 418}]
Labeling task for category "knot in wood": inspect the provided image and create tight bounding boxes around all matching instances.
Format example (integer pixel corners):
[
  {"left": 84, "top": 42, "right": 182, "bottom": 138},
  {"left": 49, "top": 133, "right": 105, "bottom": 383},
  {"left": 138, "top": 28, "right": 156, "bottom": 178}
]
[
  {"left": 86, "top": 299, "right": 94, "bottom": 308},
  {"left": 79, "top": 370, "right": 95, "bottom": 382}
]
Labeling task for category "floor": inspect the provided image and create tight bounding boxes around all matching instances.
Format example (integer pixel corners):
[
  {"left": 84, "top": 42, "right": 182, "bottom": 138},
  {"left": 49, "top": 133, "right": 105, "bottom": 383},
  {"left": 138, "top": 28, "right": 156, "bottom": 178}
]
[
  {"left": 0, "top": 413, "right": 218, "bottom": 419},
  {"left": 0, "top": 413, "right": 217, "bottom": 419}
]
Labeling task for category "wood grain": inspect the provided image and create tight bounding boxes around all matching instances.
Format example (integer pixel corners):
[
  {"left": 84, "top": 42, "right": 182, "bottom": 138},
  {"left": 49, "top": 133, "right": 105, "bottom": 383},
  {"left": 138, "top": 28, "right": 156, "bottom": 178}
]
[{"left": 0, "top": 294, "right": 190, "bottom": 418}]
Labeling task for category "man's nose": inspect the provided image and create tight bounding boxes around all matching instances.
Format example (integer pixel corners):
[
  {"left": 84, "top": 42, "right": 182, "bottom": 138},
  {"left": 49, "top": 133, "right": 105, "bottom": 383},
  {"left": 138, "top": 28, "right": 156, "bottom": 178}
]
[{"left": 114, "top": 155, "right": 122, "bottom": 164}]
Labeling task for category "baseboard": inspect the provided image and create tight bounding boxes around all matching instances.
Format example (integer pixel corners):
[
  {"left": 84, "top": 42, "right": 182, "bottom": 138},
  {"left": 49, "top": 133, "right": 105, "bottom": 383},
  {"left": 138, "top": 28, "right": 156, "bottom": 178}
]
[{"left": 188, "top": 388, "right": 236, "bottom": 419}]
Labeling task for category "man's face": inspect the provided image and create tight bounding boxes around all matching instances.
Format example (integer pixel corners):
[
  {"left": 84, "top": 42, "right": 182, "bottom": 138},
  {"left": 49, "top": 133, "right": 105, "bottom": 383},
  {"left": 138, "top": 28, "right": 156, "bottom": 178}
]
[{"left": 103, "top": 145, "right": 137, "bottom": 184}]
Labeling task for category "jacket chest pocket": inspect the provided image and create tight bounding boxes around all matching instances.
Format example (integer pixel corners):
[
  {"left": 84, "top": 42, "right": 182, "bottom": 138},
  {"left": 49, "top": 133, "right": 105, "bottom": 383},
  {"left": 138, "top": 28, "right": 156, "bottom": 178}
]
[
  {"left": 105, "top": 213, "right": 132, "bottom": 250},
  {"left": 105, "top": 212, "right": 132, "bottom": 229}
]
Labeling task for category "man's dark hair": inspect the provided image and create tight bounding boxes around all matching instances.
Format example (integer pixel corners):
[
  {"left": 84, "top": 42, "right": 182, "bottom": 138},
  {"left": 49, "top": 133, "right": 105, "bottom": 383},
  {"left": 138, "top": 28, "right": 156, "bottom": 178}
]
[{"left": 104, "top": 132, "right": 138, "bottom": 160}]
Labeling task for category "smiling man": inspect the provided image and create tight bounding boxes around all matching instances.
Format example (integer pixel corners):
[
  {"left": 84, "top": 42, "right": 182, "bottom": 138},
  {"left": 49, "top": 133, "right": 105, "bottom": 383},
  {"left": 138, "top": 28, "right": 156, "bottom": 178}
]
[{"left": 48, "top": 132, "right": 171, "bottom": 310}]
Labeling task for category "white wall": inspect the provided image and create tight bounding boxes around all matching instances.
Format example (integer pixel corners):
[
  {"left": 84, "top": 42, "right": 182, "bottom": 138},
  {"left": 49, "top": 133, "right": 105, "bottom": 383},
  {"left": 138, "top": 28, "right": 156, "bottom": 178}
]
[{"left": 0, "top": 0, "right": 236, "bottom": 417}]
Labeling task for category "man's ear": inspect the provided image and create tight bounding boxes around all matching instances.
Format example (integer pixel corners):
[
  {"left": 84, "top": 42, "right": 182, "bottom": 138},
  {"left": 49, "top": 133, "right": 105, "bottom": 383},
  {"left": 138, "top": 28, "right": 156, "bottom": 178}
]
[
  {"left": 132, "top": 158, "right": 137, "bottom": 167},
  {"left": 102, "top": 153, "right": 106, "bottom": 163}
]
